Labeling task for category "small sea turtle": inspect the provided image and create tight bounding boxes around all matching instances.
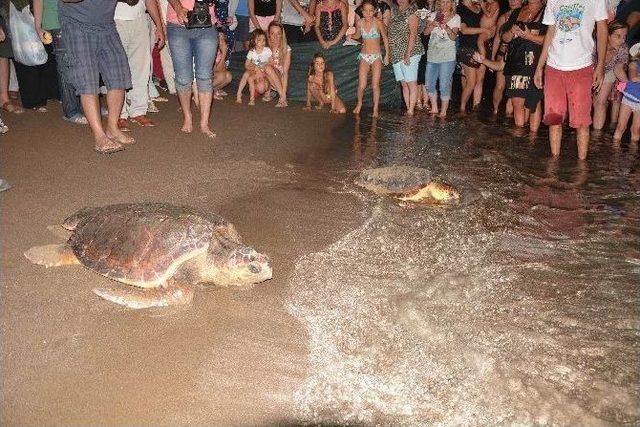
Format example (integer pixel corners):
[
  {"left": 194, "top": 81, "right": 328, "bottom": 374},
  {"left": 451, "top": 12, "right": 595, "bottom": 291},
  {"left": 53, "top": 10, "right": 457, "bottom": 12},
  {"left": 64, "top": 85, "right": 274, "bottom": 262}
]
[
  {"left": 355, "top": 166, "right": 460, "bottom": 203},
  {"left": 24, "top": 203, "right": 272, "bottom": 309}
]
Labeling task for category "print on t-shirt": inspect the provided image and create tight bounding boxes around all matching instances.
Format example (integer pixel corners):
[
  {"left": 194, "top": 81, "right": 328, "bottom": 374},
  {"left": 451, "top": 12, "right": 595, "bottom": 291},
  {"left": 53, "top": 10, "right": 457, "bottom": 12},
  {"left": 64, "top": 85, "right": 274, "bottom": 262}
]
[{"left": 556, "top": 3, "right": 585, "bottom": 43}]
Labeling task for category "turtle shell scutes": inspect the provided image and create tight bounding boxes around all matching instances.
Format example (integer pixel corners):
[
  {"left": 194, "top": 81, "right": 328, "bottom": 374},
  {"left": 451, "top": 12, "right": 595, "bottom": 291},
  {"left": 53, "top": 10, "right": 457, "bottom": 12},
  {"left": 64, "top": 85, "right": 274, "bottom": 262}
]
[
  {"left": 355, "top": 166, "right": 432, "bottom": 195},
  {"left": 67, "top": 203, "right": 233, "bottom": 287}
]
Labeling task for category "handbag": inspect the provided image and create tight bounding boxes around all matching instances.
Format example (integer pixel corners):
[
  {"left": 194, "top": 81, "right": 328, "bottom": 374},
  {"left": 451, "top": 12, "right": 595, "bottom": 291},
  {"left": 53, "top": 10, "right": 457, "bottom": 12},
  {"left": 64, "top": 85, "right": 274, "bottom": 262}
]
[{"left": 9, "top": 2, "right": 48, "bottom": 66}]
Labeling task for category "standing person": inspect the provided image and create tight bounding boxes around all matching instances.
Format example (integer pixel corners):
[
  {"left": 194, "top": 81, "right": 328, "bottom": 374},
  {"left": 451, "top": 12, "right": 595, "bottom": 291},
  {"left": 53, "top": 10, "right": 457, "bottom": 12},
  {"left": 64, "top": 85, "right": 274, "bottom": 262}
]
[
  {"left": 0, "top": 4, "right": 23, "bottom": 114},
  {"left": 114, "top": 0, "right": 165, "bottom": 130},
  {"left": 33, "top": 0, "right": 85, "bottom": 123},
  {"left": 490, "top": 0, "right": 522, "bottom": 116},
  {"left": 58, "top": 0, "right": 134, "bottom": 153},
  {"left": 613, "top": 43, "right": 640, "bottom": 142},
  {"left": 314, "top": 0, "right": 348, "bottom": 48},
  {"left": 592, "top": 20, "right": 628, "bottom": 130},
  {"left": 350, "top": 0, "right": 390, "bottom": 117},
  {"left": 167, "top": 0, "right": 219, "bottom": 138},
  {"left": 423, "top": 0, "right": 460, "bottom": 117},
  {"left": 281, "top": 0, "right": 314, "bottom": 43},
  {"left": 457, "top": 0, "right": 490, "bottom": 113},
  {"left": 249, "top": 0, "right": 282, "bottom": 31},
  {"left": 235, "top": 0, "right": 251, "bottom": 49},
  {"left": 534, "top": 0, "right": 608, "bottom": 160},
  {"left": 388, "top": 0, "right": 424, "bottom": 116}
]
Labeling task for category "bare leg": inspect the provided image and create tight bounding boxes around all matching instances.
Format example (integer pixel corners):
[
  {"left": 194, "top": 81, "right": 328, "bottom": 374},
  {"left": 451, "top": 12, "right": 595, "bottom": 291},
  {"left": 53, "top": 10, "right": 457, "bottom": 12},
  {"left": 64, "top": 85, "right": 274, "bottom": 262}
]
[
  {"left": 512, "top": 97, "right": 526, "bottom": 128},
  {"left": 264, "top": 66, "right": 287, "bottom": 106},
  {"left": 80, "top": 94, "right": 123, "bottom": 151},
  {"left": 439, "top": 99, "right": 449, "bottom": 118},
  {"left": 614, "top": 104, "right": 632, "bottom": 140},
  {"left": 610, "top": 100, "right": 621, "bottom": 127},
  {"left": 576, "top": 126, "right": 589, "bottom": 160},
  {"left": 428, "top": 93, "right": 438, "bottom": 115},
  {"left": 505, "top": 98, "right": 513, "bottom": 117},
  {"left": 371, "top": 60, "right": 382, "bottom": 117},
  {"left": 460, "top": 65, "right": 476, "bottom": 113},
  {"left": 248, "top": 76, "right": 257, "bottom": 106},
  {"left": 473, "top": 65, "right": 486, "bottom": 108},
  {"left": 631, "top": 112, "right": 640, "bottom": 143},
  {"left": 400, "top": 81, "right": 410, "bottom": 112},
  {"left": 236, "top": 72, "right": 249, "bottom": 103},
  {"left": 105, "top": 89, "right": 135, "bottom": 145},
  {"left": 529, "top": 102, "right": 542, "bottom": 133},
  {"left": 0, "top": 58, "right": 11, "bottom": 105},
  {"left": 176, "top": 89, "right": 193, "bottom": 133},
  {"left": 549, "top": 124, "right": 562, "bottom": 157},
  {"left": 354, "top": 60, "right": 369, "bottom": 114},
  {"left": 592, "top": 81, "right": 614, "bottom": 130},
  {"left": 493, "top": 71, "right": 505, "bottom": 115},
  {"left": 197, "top": 89, "right": 215, "bottom": 138},
  {"left": 309, "top": 85, "right": 326, "bottom": 108},
  {"left": 406, "top": 81, "right": 418, "bottom": 116}
]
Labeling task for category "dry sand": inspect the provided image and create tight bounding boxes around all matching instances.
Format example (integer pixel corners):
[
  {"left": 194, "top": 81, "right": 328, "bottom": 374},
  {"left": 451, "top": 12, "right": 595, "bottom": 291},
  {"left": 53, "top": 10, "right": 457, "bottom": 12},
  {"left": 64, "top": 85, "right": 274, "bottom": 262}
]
[{"left": 1, "top": 99, "right": 362, "bottom": 426}]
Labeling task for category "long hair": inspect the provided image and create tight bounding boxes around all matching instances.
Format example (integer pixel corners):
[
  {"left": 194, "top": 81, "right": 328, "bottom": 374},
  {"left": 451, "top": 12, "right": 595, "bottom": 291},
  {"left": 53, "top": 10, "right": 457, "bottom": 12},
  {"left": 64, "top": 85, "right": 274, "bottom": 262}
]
[
  {"left": 267, "top": 22, "right": 289, "bottom": 64},
  {"left": 308, "top": 53, "right": 331, "bottom": 91},
  {"left": 608, "top": 19, "right": 628, "bottom": 35},
  {"left": 248, "top": 29, "right": 267, "bottom": 50}
]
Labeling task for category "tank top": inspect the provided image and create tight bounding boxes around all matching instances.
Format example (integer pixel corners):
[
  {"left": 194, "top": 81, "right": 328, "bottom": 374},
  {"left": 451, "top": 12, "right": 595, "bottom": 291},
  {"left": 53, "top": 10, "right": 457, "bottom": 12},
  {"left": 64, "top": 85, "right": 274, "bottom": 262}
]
[
  {"left": 254, "top": 0, "right": 276, "bottom": 17},
  {"left": 388, "top": 4, "right": 425, "bottom": 63}
]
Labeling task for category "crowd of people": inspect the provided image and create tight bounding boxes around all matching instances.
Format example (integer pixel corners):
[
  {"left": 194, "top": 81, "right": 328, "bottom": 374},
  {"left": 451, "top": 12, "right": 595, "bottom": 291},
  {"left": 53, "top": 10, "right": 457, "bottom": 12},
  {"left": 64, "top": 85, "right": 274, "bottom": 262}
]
[{"left": 0, "top": 0, "right": 639, "bottom": 162}]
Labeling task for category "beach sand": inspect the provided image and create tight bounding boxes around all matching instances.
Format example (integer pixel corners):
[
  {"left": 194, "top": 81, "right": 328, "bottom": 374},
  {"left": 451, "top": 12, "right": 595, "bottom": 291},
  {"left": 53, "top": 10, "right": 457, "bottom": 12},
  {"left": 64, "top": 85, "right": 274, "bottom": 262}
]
[{"left": 0, "top": 99, "right": 361, "bottom": 426}]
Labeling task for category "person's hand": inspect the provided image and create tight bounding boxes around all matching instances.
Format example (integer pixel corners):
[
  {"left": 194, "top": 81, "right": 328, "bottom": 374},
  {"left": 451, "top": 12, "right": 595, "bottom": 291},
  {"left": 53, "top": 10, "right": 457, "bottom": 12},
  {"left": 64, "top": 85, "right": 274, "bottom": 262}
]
[
  {"left": 592, "top": 65, "right": 604, "bottom": 92},
  {"left": 175, "top": 3, "right": 189, "bottom": 24},
  {"left": 534, "top": 66, "right": 543, "bottom": 89},
  {"left": 472, "top": 51, "right": 484, "bottom": 64},
  {"left": 155, "top": 25, "right": 166, "bottom": 48},
  {"left": 303, "top": 11, "right": 314, "bottom": 25},
  {"left": 273, "top": 15, "right": 280, "bottom": 24},
  {"left": 403, "top": 52, "right": 410, "bottom": 66},
  {"left": 227, "top": 16, "right": 234, "bottom": 25},
  {"left": 320, "top": 40, "right": 329, "bottom": 49},
  {"left": 303, "top": 22, "right": 312, "bottom": 33},
  {"left": 0, "top": 27, "right": 4, "bottom": 43}
]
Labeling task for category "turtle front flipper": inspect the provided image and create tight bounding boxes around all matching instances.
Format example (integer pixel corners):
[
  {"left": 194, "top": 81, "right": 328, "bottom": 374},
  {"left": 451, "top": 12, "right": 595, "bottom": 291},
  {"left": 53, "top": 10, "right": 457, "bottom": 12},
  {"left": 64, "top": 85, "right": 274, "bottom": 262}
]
[
  {"left": 93, "top": 282, "right": 193, "bottom": 309},
  {"left": 24, "top": 244, "right": 80, "bottom": 268}
]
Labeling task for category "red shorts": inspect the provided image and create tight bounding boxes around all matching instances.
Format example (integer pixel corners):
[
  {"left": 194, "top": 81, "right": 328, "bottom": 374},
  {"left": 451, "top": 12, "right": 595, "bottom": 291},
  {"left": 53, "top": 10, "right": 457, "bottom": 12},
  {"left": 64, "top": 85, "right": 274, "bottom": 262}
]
[{"left": 543, "top": 65, "right": 594, "bottom": 128}]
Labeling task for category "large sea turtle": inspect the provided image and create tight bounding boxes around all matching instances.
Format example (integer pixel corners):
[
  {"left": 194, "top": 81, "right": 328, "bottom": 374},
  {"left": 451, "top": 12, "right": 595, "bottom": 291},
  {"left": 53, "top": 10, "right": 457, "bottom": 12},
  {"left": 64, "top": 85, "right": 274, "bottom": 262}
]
[
  {"left": 355, "top": 166, "right": 460, "bottom": 203},
  {"left": 24, "top": 203, "right": 272, "bottom": 309}
]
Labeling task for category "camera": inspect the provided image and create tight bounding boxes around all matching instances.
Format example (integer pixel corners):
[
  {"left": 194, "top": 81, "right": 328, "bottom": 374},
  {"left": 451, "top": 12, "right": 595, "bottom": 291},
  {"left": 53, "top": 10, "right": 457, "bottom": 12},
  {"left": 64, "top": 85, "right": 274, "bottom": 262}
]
[{"left": 186, "top": 0, "right": 215, "bottom": 29}]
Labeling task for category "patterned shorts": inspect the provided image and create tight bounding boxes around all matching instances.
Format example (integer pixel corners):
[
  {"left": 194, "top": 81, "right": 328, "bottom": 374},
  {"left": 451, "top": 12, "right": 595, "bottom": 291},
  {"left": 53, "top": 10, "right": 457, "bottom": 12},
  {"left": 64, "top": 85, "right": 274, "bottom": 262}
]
[{"left": 60, "top": 19, "right": 131, "bottom": 95}]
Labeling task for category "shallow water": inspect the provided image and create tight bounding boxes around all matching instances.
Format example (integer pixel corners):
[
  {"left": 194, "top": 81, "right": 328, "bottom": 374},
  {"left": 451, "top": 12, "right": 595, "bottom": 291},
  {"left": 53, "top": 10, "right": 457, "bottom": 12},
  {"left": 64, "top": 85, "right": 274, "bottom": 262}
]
[{"left": 286, "top": 113, "right": 640, "bottom": 425}]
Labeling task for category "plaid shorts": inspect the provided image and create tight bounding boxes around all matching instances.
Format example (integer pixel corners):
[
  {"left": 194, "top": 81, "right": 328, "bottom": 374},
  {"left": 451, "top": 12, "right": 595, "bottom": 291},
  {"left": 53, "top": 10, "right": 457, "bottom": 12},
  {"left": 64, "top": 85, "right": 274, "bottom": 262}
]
[{"left": 60, "top": 20, "right": 131, "bottom": 95}]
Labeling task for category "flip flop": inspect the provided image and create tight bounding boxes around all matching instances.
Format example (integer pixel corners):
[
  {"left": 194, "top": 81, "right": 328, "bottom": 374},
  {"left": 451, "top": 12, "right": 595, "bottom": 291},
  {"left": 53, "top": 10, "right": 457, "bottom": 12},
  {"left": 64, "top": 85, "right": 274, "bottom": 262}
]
[{"left": 1, "top": 102, "right": 24, "bottom": 114}]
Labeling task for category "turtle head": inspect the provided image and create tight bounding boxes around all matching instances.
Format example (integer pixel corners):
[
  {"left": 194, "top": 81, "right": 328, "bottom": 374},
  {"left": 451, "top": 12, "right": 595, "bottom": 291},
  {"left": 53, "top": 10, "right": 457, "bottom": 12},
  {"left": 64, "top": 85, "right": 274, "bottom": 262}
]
[{"left": 209, "top": 246, "right": 272, "bottom": 286}]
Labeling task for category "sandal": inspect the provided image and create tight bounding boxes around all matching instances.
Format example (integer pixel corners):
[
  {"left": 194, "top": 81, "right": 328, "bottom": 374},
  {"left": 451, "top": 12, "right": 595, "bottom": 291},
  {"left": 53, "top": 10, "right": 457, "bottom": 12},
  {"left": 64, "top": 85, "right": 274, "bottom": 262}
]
[
  {"left": 63, "top": 115, "right": 88, "bottom": 125},
  {"left": 94, "top": 137, "right": 125, "bottom": 153},
  {"left": 152, "top": 96, "right": 169, "bottom": 102},
  {"left": 130, "top": 115, "right": 155, "bottom": 127},
  {"left": 33, "top": 106, "right": 48, "bottom": 113},
  {"left": 1, "top": 102, "right": 24, "bottom": 114}
]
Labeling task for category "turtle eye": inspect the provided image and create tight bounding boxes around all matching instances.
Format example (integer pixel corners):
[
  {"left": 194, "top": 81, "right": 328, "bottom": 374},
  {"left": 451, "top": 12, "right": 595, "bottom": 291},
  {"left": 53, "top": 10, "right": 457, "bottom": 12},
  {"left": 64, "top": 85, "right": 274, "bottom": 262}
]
[{"left": 248, "top": 264, "right": 261, "bottom": 274}]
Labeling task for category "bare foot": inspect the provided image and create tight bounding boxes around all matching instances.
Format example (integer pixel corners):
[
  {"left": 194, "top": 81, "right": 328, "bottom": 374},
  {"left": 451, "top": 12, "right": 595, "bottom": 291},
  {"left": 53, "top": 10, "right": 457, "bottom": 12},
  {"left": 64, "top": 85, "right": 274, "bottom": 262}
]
[
  {"left": 275, "top": 99, "right": 287, "bottom": 108},
  {"left": 106, "top": 129, "right": 135, "bottom": 145},
  {"left": 372, "top": 110, "right": 379, "bottom": 118},
  {"left": 181, "top": 119, "right": 193, "bottom": 134},
  {"left": 236, "top": 96, "right": 242, "bottom": 104},
  {"left": 94, "top": 134, "right": 124, "bottom": 153},
  {"left": 249, "top": 98, "right": 255, "bottom": 106},
  {"left": 200, "top": 125, "right": 217, "bottom": 139},
  {"left": 438, "top": 112, "right": 447, "bottom": 118},
  {"left": 353, "top": 104, "right": 362, "bottom": 114}
]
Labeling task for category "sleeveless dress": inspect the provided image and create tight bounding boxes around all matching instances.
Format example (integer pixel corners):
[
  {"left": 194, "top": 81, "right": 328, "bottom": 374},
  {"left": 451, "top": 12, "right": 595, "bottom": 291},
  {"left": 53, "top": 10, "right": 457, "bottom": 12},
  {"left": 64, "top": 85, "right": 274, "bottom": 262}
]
[
  {"left": 503, "top": 6, "right": 546, "bottom": 111},
  {"left": 318, "top": 0, "right": 344, "bottom": 42}
]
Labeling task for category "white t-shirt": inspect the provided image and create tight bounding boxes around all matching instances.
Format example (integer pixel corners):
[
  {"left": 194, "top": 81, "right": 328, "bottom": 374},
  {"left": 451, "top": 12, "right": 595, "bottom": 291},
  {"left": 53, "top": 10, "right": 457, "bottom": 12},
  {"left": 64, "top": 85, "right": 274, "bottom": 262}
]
[
  {"left": 114, "top": 1, "right": 147, "bottom": 21},
  {"left": 247, "top": 47, "right": 273, "bottom": 67},
  {"left": 426, "top": 13, "right": 461, "bottom": 63},
  {"left": 281, "top": 0, "right": 310, "bottom": 26},
  {"left": 542, "top": 0, "right": 607, "bottom": 71}
]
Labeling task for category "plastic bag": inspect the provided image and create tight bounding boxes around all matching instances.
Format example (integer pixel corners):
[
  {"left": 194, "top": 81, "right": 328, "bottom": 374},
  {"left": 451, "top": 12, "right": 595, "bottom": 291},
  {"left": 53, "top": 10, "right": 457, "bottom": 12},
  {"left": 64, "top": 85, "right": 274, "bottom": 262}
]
[{"left": 9, "top": 2, "right": 48, "bottom": 66}]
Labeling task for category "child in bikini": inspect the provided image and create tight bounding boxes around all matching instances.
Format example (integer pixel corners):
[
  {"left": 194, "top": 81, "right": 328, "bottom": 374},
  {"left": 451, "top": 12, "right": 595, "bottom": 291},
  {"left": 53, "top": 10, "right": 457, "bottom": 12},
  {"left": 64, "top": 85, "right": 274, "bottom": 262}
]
[
  {"left": 236, "top": 29, "right": 272, "bottom": 106},
  {"left": 349, "top": 0, "right": 390, "bottom": 117},
  {"left": 304, "top": 53, "right": 346, "bottom": 113},
  {"left": 476, "top": 0, "right": 499, "bottom": 58}
]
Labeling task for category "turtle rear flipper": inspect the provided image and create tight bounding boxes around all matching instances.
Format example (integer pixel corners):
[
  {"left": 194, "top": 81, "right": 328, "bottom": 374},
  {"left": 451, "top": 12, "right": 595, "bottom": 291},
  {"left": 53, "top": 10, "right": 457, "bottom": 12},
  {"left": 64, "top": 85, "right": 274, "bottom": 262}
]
[
  {"left": 93, "top": 282, "right": 193, "bottom": 309},
  {"left": 24, "top": 244, "right": 80, "bottom": 268}
]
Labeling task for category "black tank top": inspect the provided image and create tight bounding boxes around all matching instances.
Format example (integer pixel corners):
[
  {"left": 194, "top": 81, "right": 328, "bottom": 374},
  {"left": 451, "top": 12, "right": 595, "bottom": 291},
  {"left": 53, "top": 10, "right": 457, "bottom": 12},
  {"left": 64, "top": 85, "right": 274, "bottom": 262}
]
[{"left": 254, "top": 0, "right": 276, "bottom": 17}]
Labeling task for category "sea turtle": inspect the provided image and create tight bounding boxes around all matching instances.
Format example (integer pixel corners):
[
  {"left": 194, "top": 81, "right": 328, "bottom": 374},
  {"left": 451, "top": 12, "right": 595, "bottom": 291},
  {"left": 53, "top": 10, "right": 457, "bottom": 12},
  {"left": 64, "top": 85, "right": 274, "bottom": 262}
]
[
  {"left": 24, "top": 203, "right": 272, "bottom": 309},
  {"left": 355, "top": 166, "right": 460, "bottom": 203}
]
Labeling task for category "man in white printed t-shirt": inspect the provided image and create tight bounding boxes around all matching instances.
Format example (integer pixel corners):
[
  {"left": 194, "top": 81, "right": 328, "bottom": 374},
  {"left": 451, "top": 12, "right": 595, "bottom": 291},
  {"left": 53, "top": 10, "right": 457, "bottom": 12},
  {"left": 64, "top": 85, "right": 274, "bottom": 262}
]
[
  {"left": 534, "top": 0, "right": 608, "bottom": 161},
  {"left": 114, "top": 0, "right": 165, "bottom": 130}
]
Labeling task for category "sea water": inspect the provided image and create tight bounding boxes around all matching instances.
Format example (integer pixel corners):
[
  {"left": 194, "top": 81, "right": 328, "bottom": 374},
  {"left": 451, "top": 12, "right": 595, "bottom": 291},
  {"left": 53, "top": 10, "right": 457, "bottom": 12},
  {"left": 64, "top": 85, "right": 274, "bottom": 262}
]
[{"left": 286, "top": 114, "right": 640, "bottom": 425}]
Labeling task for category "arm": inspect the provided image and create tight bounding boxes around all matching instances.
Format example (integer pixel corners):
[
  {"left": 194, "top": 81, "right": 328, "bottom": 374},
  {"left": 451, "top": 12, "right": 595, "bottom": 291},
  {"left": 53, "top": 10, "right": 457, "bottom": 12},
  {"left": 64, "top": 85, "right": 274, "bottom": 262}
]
[
  {"left": 287, "top": 0, "right": 313, "bottom": 25},
  {"left": 245, "top": 56, "right": 256, "bottom": 71},
  {"left": 146, "top": 0, "right": 166, "bottom": 48},
  {"left": 473, "top": 52, "right": 504, "bottom": 71},
  {"left": 460, "top": 22, "right": 490, "bottom": 35},
  {"left": 350, "top": 20, "right": 361, "bottom": 39},
  {"left": 592, "top": 19, "right": 607, "bottom": 91},
  {"left": 32, "top": 0, "right": 47, "bottom": 43},
  {"left": 404, "top": 14, "right": 419, "bottom": 65},
  {"left": 304, "top": 78, "right": 313, "bottom": 109},
  {"left": 314, "top": 6, "right": 327, "bottom": 47},
  {"left": 168, "top": 0, "right": 188, "bottom": 24},
  {"left": 423, "top": 19, "right": 437, "bottom": 36},
  {"left": 491, "top": 13, "right": 507, "bottom": 59},
  {"left": 328, "top": 72, "right": 337, "bottom": 111},
  {"left": 533, "top": 23, "right": 555, "bottom": 88},
  {"left": 327, "top": 2, "right": 348, "bottom": 47},
  {"left": 442, "top": 18, "right": 459, "bottom": 41},
  {"left": 629, "top": 62, "right": 640, "bottom": 82},
  {"left": 512, "top": 24, "right": 544, "bottom": 45},
  {"left": 379, "top": 19, "right": 390, "bottom": 64},
  {"left": 274, "top": 0, "right": 283, "bottom": 22},
  {"left": 613, "top": 62, "right": 627, "bottom": 82}
]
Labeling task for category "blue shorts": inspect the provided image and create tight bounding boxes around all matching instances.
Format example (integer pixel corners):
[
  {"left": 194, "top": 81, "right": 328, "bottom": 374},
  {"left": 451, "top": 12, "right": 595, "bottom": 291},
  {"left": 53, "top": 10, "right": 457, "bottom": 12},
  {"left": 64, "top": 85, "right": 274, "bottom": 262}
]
[
  {"left": 392, "top": 54, "right": 422, "bottom": 82},
  {"left": 59, "top": 19, "right": 131, "bottom": 95}
]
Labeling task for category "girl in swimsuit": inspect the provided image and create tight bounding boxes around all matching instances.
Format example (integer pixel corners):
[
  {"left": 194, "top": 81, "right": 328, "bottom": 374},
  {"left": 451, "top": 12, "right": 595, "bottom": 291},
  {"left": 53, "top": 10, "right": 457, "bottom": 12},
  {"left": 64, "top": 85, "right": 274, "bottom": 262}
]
[
  {"left": 349, "top": 0, "right": 390, "bottom": 117},
  {"left": 314, "top": 0, "right": 348, "bottom": 49},
  {"left": 304, "top": 53, "right": 346, "bottom": 113}
]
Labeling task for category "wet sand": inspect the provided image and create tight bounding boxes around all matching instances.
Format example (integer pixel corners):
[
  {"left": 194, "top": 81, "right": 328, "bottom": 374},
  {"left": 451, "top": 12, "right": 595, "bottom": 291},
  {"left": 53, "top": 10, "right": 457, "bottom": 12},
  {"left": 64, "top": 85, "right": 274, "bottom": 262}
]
[{"left": 0, "top": 99, "right": 362, "bottom": 425}]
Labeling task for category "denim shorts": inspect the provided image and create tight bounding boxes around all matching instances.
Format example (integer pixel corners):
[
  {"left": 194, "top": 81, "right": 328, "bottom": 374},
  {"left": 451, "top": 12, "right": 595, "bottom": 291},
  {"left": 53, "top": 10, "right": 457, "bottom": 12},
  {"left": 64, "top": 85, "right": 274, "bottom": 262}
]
[
  {"left": 167, "top": 23, "right": 218, "bottom": 93},
  {"left": 392, "top": 54, "right": 422, "bottom": 82},
  {"left": 426, "top": 60, "right": 456, "bottom": 101}
]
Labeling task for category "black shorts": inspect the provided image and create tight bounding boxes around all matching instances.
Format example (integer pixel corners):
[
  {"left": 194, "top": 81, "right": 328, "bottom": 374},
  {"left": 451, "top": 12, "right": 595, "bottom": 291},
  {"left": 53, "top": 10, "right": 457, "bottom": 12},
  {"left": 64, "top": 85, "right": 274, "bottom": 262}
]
[
  {"left": 505, "top": 74, "right": 543, "bottom": 111},
  {"left": 235, "top": 15, "right": 250, "bottom": 42},
  {"left": 457, "top": 45, "right": 480, "bottom": 69}
]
